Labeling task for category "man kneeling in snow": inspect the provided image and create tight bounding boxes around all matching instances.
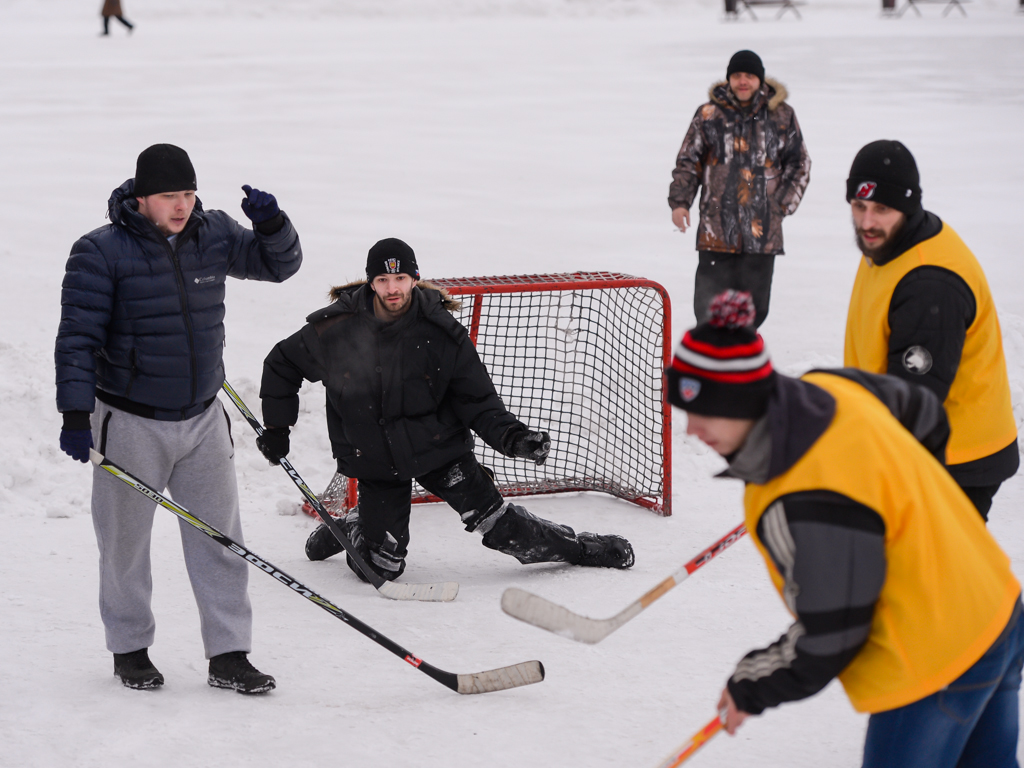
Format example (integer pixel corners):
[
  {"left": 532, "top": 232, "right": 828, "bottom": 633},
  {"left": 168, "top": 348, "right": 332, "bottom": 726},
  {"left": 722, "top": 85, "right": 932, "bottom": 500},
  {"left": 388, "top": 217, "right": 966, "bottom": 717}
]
[{"left": 256, "top": 238, "right": 634, "bottom": 583}]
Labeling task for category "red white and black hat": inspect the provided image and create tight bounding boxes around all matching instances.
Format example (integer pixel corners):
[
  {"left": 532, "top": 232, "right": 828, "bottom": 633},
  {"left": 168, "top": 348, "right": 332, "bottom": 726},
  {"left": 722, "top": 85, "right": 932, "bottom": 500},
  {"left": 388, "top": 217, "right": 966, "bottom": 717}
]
[{"left": 666, "top": 291, "right": 775, "bottom": 418}]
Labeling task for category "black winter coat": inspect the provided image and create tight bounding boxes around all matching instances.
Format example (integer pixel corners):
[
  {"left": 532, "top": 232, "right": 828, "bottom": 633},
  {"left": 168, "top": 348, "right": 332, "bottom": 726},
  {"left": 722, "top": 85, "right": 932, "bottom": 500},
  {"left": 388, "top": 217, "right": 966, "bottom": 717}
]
[
  {"left": 260, "top": 282, "right": 523, "bottom": 481},
  {"left": 55, "top": 179, "right": 302, "bottom": 415}
]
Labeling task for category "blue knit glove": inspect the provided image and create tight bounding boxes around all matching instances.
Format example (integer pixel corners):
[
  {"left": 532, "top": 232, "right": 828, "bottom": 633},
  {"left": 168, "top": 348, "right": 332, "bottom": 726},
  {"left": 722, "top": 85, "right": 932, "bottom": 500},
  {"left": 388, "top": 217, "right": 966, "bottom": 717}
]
[
  {"left": 240, "top": 185, "right": 280, "bottom": 224},
  {"left": 60, "top": 429, "right": 94, "bottom": 463}
]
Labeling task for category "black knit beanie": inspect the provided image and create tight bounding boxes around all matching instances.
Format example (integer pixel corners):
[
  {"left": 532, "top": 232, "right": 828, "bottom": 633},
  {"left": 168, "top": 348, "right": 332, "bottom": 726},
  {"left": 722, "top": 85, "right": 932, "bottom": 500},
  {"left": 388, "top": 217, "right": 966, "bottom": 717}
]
[
  {"left": 726, "top": 50, "right": 765, "bottom": 83},
  {"left": 133, "top": 144, "right": 197, "bottom": 198},
  {"left": 666, "top": 291, "right": 776, "bottom": 419},
  {"left": 366, "top": 238, "right": 420, "bottom": 282},
  {"left": 846, "top": 140, "right": 921, "bottom": 216}
]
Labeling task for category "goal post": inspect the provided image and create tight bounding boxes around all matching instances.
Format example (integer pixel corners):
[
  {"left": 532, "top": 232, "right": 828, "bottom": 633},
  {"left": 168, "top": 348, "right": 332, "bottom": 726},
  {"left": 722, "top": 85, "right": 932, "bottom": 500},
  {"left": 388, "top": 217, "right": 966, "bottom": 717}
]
[{"left": 307, "top": 272, "right": 673, "bottom": 517}]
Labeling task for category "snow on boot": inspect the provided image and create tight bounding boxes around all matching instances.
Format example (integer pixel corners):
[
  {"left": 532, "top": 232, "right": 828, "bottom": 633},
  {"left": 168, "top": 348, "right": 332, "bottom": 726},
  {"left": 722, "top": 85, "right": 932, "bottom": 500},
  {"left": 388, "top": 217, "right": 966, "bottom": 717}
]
[
  {"left": 208, "top": 651, "right": 276, "bottom": 695},
  {"left": 113, "top": 648, "right": 164, "bottom": 690},
  {"left": 577, "top": 532, "right": 635, "bottom": 569},
  {"left": 305, "top": 519, "right": 346, "bottom": 561}
]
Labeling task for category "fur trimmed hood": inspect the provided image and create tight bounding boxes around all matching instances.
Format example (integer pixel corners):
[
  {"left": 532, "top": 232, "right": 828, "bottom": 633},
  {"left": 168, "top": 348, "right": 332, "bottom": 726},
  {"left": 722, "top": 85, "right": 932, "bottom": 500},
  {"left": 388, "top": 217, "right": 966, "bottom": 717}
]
[
  {"left": 328, "top": 279, "right": 463, "bottom": 312},
  {"left": 709, "top": 77, "right": 788, "bottom": 112}
]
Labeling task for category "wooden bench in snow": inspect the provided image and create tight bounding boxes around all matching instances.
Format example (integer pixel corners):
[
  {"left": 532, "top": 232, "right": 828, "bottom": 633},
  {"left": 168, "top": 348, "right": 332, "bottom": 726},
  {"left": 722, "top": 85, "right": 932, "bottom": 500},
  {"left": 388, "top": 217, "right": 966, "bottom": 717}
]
[
  {"left": 735, "top": 0, "right": 806, "bottom": 20},
  {"left": 897, "top": 0, "right": 970, "bottom": 16}
]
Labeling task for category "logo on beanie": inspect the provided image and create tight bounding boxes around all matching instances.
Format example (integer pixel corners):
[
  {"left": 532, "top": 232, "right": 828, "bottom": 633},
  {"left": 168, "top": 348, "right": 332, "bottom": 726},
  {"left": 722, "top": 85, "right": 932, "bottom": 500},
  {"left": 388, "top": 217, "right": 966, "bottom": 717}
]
[
  {"left": 902, "top": 345, "right": 933, "bottom": 375},
  {"left": 680, "top": 378, "right": 701, "bottom": 402},
  {"left": 855, "top": 182, "right": 877, "bottom": 200},
  {"left": 385, "top": 258, "right": 400, "bottom": 274}
]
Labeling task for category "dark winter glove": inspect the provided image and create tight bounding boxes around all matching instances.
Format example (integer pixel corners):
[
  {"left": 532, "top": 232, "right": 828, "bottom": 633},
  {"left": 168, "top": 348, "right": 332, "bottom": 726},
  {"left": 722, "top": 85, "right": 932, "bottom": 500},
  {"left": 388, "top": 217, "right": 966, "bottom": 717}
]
[
  {"left": 240, "top": 185, "right": 281, "bottom": 225},
  {"left": 504, "top": 427, "right": 551, "bottom": 465},
  {"left": 256, "top": 427, "right": 290, "bottom": 466},
  {"left": 60, "top": 429, "right": 94, "bottom": 463}
]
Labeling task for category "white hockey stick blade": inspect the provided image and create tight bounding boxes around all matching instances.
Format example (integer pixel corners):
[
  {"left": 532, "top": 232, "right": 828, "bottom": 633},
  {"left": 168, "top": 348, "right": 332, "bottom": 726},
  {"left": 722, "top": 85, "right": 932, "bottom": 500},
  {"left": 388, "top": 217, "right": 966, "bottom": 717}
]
[
  {"left": 456, "top": 660, "right": 545, "bottom": 694},
  {"left": 502, "top": 523, "right": 748, "bottom": 644},
  {"left": 501, "top": 587, "right": 643, "bottom": 644},
  {"left": 379, "top": 579, "right": 460, "bottom": 603}
]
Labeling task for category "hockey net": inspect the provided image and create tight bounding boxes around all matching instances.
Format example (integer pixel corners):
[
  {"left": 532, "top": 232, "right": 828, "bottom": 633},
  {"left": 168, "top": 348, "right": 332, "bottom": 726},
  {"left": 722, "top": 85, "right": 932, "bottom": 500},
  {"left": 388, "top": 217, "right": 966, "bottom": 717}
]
[{"left": 306, "top": 272, "right": 672, "bottom": 517}]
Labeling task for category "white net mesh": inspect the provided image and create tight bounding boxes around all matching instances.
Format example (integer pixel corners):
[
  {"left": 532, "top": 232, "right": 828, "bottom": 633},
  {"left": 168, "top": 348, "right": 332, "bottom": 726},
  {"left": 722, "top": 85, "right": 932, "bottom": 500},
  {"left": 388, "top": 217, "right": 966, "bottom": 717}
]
[{"left": 307, "top": 273, "right": 670, "bottom": 516}]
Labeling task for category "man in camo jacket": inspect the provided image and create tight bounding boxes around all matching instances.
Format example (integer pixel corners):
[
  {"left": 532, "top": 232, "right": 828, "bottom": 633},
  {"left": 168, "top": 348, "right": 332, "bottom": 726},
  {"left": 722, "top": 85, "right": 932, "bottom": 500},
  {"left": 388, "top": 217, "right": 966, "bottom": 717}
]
[{"left": 669, "top": 49, "right": 811, "bottom": 328}]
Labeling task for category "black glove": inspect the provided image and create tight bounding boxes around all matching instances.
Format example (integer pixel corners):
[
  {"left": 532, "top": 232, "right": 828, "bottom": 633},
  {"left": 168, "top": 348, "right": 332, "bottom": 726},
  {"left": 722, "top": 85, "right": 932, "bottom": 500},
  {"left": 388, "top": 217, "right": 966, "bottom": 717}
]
[
  {"left": 256, "top": 427, "right": 290, "bottom": 465},
  {"left": 505, "top": 427, "right": 551, "bottom": 465},
  {"left": 240, "top": 184, "right": 281, "bottom": 225},
  {"left": 60, "top": 429, "right": 93, "bottom": 463}
]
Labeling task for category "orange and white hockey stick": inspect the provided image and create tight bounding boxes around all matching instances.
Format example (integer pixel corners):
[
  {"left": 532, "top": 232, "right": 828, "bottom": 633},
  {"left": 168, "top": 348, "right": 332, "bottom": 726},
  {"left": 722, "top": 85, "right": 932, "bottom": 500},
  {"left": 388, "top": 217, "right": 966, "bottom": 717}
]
[
  {"left": 501, "top": 522, "right": 747, "bottom": 643},
  {"left": 655, "top": 710, "right": 727, "bottom": 768}
]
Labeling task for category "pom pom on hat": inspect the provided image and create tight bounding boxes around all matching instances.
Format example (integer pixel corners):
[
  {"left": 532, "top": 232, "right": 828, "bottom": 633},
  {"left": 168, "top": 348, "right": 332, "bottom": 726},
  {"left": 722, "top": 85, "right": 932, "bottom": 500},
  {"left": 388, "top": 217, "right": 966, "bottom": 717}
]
[{"left": 707, "top": 290, "right": 756, "bottom": 330}]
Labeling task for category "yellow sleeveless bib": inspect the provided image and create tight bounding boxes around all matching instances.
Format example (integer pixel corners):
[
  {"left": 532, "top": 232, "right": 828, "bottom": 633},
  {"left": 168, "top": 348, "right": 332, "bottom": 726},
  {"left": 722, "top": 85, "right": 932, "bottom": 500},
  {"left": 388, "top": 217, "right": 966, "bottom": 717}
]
[
  {"left": 744, "top": 372, "right": 1019, "bottom": 713},
  {"left": 843, "top": 224, "right": 1016, "bottom": 465}
]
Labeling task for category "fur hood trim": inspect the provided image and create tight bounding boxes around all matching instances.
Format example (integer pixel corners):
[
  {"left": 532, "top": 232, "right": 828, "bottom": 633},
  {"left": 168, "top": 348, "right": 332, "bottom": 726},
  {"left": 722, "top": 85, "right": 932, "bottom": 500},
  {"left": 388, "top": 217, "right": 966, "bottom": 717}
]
[
  {"left": 709, "top": 77, "right": 788, "bottom": 112},
  {"left": 328, "top": 279, "right": 462, "bottom": 312}
]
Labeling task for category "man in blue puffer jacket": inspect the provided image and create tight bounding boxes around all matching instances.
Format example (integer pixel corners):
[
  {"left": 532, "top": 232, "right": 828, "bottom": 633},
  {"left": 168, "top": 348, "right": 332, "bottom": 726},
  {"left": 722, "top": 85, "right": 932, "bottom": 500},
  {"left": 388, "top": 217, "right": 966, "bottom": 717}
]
[{"left": 54, "top": 144, "right": 302, "bottom": 694}]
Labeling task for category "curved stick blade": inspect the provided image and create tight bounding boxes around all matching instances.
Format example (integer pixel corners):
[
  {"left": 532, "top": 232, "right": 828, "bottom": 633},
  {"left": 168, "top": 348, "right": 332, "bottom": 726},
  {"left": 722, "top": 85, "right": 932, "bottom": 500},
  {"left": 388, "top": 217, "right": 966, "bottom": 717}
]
[
  {"left": 501, "top": 587, "right": 639, "bottom": 644},
  {"left": 457, "top": 660, "right": 545, "bottom": 694},
  {"left": 379, "top": 580, "right": 460, "bottom": 603}
]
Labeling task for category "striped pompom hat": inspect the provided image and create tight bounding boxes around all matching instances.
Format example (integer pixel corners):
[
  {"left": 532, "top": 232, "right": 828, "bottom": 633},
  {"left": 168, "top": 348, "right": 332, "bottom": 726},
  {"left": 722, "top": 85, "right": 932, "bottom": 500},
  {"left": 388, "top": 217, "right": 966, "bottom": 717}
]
[{"left": 666, "top": 291, "right": 776, "bottom": 418}]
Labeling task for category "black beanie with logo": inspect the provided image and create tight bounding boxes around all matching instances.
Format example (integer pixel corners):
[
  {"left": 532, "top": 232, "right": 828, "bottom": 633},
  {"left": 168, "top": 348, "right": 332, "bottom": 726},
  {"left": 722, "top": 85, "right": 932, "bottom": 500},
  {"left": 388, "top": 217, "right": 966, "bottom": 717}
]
[
  {"left": 726, "top": 50, "right": 765, "bottom": 83},
  {"left": 133, "top": 144, "right": 197, "bottom": 198},
  {"left": 366, "top": 238, "right": 420, "bottom": 282},
  {"left": 846, "top": 140, "right": 922, "bottom": 215}
]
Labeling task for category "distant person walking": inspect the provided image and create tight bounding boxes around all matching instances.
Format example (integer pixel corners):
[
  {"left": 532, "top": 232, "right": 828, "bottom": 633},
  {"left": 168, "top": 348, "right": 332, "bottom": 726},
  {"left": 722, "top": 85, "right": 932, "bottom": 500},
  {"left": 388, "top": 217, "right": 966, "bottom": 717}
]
[
  {"left": 668, "top": 50, "right": 811, "bottom": 328},
  {"left": 101, "top": 0, "right": 133, "bottom": 36}
]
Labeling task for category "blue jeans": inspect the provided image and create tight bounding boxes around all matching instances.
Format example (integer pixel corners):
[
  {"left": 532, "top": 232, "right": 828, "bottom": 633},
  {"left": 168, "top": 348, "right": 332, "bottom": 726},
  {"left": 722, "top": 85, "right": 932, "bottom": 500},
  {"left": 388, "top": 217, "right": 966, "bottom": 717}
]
[{"left": 863, "top": 599, "right": 1024, "bottom": 768}]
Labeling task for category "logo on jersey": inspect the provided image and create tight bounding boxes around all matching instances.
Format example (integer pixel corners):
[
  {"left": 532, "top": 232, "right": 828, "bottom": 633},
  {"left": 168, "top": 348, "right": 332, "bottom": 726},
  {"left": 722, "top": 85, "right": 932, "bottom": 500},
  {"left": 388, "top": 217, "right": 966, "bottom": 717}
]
[
  {"left": 680, "top": 378, "right": 701, "bottom": 402},
  {"left": 385, "top": 258, "right": 400, "bottom": 274},
  {"left": 855, "top": 182, "right": 877, "bottom": 200},
  {"left": 902, "top": 345, "right": 933, "bottom": 375}
]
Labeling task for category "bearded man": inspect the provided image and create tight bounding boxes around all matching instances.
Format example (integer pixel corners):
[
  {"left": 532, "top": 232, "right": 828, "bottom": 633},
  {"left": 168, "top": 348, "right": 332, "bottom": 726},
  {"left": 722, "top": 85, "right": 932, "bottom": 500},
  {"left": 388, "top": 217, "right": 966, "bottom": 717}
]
[{"left": 843, "top": 140, "right": 1018, "bottom": 520}]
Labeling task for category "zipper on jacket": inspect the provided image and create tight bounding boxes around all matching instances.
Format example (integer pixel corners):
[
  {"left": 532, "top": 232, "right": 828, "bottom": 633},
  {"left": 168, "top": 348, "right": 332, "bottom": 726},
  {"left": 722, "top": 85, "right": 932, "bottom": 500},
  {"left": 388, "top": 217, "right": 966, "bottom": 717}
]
[
  {"left": 125, "top": 348, "right": 139, "bottom": 399},
  {"left": 161, "top": 236, "right": 199, "bottom": 414}
]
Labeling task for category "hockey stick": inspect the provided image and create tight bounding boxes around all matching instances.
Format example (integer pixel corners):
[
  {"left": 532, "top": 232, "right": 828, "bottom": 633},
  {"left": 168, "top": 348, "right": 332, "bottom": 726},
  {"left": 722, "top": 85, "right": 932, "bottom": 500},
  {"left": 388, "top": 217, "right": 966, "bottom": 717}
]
[
  {"left": 501, "top": 522, "right": 747, "bottom": 643},
  {"left": 221, "top": 380, "right": 458, "bottom": 603},
  {"left": 88, "top": 448, "right": 543, "bottom": 694},
  {"left": 655, "top": 711, "right": 726, "bottom": 767}
]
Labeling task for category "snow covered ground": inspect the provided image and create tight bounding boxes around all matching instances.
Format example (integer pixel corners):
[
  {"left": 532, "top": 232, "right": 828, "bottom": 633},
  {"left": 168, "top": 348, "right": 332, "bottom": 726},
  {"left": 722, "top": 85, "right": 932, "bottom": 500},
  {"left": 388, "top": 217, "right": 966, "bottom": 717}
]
[{"left": 2, "top": 0, "right": 1024, "bottom": 765}]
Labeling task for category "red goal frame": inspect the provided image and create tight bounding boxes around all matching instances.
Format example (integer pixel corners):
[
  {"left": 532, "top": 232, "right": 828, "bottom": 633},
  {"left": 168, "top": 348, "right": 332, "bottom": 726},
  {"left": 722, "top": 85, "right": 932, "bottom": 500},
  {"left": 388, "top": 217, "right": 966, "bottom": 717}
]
[{"left": 309, "top": 271, "right": 673, "bottom": 516}]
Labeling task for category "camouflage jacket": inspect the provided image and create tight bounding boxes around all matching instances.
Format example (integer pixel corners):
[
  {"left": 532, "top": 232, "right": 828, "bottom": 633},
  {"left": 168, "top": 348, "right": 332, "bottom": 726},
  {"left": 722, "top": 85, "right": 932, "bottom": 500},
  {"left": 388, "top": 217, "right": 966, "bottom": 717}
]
[{"left": 668, "top": 78, "right": 811, "bottom": 255}]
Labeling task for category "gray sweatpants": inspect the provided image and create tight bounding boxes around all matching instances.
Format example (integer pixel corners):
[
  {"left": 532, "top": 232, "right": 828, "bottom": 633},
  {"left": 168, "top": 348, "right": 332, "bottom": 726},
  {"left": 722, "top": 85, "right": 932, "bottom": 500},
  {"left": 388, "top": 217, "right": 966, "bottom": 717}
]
[{"left": 90, "top": 400, "right": 252, "bottom": 658}]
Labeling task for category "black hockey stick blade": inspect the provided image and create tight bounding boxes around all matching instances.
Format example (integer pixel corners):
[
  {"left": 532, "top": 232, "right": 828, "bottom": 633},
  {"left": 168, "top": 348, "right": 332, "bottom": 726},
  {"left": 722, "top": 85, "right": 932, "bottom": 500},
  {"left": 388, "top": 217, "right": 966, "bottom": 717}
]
[
  {"left": 88, "top": 449, "right": 542, "bottom": 694},
  {"left": 221, "top": 380, "right": 458, "bottom": 603}
]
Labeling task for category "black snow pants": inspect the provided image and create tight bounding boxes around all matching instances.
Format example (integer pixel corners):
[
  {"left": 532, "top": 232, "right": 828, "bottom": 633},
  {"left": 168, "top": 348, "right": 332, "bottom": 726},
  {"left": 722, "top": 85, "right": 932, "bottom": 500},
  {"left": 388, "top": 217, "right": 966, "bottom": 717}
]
[
  {"left": 694, "top": 250, "right": 776, "bottom": 328},
  {"left": 355, "top": 452, "right": 582, "bottom": 573}
]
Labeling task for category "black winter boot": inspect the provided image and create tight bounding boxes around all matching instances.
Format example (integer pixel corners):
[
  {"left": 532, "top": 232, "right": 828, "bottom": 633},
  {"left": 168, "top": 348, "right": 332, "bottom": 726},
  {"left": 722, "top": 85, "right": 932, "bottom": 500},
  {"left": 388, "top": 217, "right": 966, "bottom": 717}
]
[
  {"left": 305, "top": 519, "right": 346, "bottom": 561},
  {"left": 481, "top": 503, "right": 582, "bottom": 564},
  {"left": 346, "top": 529, "right": 407, "bottom": 583},
  {"left": 208, "top": 651, "right": 276, "bottom": 695},
  {"left": 113, "top": 648, "right": 164, "bottom": 690},
  {"left": 577, "top": 532, "right": 635, "bottom": 569}
]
